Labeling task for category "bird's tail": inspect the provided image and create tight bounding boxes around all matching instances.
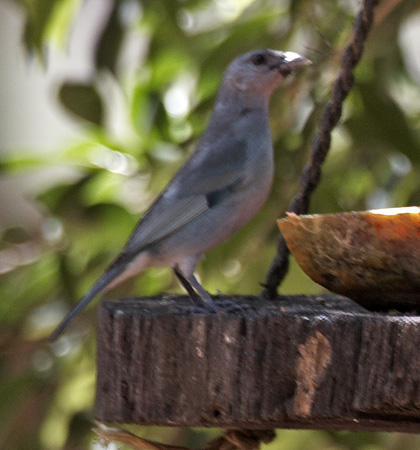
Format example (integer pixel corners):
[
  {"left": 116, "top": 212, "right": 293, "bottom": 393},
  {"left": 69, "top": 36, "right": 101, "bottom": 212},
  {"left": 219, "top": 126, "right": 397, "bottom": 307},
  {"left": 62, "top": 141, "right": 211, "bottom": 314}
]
[{"left": 48, "top": 264, "right": 126, "bottom": 343}]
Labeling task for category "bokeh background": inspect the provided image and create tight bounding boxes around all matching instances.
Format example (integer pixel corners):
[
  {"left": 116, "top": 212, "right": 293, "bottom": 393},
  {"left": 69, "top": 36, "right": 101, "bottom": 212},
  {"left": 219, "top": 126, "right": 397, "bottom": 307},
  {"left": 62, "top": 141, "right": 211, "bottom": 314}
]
[{"left": 1, "top": 0, "right": 420, "bottom": 449}]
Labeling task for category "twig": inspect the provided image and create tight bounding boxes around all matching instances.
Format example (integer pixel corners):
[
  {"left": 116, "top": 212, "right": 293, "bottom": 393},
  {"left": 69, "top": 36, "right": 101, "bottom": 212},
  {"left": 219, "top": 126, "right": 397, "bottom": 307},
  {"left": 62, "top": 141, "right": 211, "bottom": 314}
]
[{"left": 93, "top": 423, "right": 275, "bottom": 450}]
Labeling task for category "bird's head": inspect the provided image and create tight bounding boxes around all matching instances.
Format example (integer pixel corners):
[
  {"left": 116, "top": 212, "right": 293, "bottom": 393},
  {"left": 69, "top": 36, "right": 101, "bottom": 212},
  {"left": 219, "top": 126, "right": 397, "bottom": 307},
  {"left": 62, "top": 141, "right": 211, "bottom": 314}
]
[{"left": 223, "top": 49, "right": 311, "bottom": 98}]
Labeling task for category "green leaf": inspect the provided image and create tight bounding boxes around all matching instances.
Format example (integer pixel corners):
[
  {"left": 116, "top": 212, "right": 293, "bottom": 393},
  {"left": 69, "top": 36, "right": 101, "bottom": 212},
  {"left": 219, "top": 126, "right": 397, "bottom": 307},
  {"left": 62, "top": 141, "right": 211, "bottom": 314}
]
[
  {"left": 0, "top": 152, "right": 52, "bottom": 173},
  {"left": 20, "top": 0, "right": 57, "bottom": 53},
  {"left": 94, "top": 2, "right": 124, "bottom": 75},
  {"left": 58, "top": 82, "right": 104, "bottom": 125}
]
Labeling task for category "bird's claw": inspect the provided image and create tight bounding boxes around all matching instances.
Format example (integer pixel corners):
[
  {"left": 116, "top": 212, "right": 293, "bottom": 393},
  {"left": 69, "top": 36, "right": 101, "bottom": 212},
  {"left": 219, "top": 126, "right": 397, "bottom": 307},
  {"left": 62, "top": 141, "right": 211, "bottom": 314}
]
[
  {"left": 213, "top": 299, "right": 253, "bottom": 313},
  {"left": 173, "top": 298, "right": 252, "bottom": 315}
]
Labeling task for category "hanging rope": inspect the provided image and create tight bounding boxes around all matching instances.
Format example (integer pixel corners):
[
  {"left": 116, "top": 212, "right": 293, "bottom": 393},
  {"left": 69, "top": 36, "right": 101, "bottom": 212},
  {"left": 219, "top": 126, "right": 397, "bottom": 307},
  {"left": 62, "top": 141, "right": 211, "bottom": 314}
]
[{"left": 263, "top": 0, "right": 380, "bottom": 299}]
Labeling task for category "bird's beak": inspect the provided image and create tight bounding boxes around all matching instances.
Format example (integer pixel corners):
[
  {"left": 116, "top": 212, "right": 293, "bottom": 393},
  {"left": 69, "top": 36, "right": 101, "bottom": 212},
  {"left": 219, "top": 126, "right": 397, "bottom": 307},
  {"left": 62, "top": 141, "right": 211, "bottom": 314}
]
[{"left": 278, "top": 51, "right": 312, "bottom": 76}]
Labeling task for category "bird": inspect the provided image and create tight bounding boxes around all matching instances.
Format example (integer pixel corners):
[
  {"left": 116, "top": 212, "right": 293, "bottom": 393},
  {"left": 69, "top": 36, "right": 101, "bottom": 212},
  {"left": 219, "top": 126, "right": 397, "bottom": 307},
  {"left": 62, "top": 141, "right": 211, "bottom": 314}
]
[{"left": 48, "top": 49, "right": 311, "bottom": 342}]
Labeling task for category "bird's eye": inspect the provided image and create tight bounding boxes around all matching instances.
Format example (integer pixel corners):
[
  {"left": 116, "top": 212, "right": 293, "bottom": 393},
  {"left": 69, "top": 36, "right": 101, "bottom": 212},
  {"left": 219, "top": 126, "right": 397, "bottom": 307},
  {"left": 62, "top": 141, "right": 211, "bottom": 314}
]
[{"left": 251, "top": 53, "right": 266, "bottom": 66}]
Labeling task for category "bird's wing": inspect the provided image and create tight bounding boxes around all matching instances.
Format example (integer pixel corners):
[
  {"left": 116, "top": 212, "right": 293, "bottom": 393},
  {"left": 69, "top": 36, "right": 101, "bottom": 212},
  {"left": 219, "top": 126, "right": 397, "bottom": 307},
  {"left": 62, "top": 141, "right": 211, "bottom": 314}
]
[
  {"left": 127, "top": 195, "right": 210, "bottom": 250},
  {"left": 170, "top": 137, "right": 248, "bottom": 197},
  {"left": 123, "top": 138, "right": 248, "bottom": 254}
]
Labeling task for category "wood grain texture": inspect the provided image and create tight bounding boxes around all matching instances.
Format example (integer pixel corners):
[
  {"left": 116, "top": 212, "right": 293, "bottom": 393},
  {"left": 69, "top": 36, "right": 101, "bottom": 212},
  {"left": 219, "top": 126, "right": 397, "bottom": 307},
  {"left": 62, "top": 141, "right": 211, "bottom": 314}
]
[{"left": 95, "top": 295, "right": 420, "bottom": 432}]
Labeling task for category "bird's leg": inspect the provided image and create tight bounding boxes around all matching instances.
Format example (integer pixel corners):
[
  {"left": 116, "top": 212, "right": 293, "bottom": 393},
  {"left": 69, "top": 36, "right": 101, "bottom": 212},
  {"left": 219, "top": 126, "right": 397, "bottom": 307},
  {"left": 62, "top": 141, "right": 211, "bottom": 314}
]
[
  {"left": 189, "top": 276, "right": 251, "bottom": 313},
  {"left": 173, "top": 263, "right": 221, "bottom": 312},
  {"left": 174, "top": 263, "right": 248, "bottom": 313},
  {"left": 184, "top": 273, "right": 221, "bottom": 312},
  {"left": 190, "top": 275, "right": 253, "bottom": 313},
  {"left": 173, "top": 267, "right": 199, "bottom": 302}
]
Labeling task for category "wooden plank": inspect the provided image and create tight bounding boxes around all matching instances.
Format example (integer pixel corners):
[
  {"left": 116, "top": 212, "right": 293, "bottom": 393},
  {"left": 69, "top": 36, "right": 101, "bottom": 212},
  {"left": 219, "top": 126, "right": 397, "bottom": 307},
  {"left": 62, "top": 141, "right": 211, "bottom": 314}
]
[{"left": 95, "top": 295, "right": 420, "bottom": 432}]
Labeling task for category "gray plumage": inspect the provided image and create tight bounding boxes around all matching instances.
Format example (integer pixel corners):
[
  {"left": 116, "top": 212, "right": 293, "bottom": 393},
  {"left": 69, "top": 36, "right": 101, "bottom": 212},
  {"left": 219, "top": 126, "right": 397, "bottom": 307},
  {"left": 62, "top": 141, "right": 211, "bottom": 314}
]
[{"left": 49, "top": 49, "right": 310, "bottom": 342}]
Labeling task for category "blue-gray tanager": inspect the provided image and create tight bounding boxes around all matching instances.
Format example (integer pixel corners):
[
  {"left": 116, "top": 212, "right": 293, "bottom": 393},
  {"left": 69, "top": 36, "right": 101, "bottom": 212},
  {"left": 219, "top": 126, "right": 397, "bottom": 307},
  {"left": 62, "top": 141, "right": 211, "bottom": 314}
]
[{"left": 49, "top": 49, "right": 310, "bottom": 342}]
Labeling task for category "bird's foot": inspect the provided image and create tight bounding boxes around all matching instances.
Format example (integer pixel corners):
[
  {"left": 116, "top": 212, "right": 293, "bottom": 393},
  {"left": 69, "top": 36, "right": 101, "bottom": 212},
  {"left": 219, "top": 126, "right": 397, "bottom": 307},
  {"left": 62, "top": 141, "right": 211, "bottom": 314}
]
[
  {"left": 173, "top": 303, "right": 217, "bottom": 315},
  {"left": 213, "top": 299, "right": 253, "bottom": 313},
  {"left": 173, "top": 269, "right": 251, "bottom": 314},
  {"left": 173, "top": 298, "right": 252, "bottom": 315}
]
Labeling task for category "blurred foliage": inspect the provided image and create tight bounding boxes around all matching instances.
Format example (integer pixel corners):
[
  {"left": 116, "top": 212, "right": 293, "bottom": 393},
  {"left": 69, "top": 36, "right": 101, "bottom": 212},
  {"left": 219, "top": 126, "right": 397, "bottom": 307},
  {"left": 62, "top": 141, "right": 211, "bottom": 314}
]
[{"left": 1, "top": 0, "right": 420, "bottom": 449}]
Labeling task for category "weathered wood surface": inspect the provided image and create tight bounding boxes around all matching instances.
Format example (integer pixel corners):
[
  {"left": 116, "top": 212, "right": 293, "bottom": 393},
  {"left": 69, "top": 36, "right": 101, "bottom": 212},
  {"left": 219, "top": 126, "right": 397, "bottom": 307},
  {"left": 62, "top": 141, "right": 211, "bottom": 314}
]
[{"left": 95, "top": 295, "right": 420, "bottom": 432}]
